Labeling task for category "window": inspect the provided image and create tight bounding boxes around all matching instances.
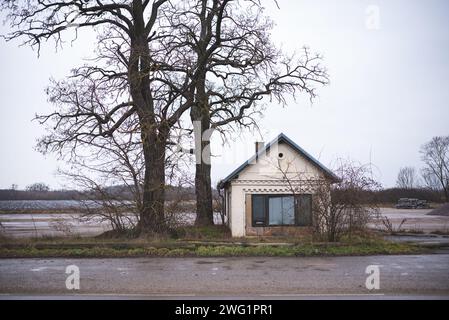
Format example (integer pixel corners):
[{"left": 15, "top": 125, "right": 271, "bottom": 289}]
[
  {"left": 296, "top": 194, "right": 312, "bottom": 227},
  {"left": 252, "top": 194, "right": 312, "bottom": 227},
  {"left": 268, "top": 196, "right": 295, "bottom": 225},
  {"left": 252, "top": 195, "right": 266, "bottom": 226}
]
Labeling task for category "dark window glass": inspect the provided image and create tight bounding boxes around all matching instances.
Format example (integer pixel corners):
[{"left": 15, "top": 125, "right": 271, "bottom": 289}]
[
  {"left": 296, "top": 194, "right": 312, "bottom": 226},
  {"left": 252, "top": 194, "right": 312, "bottom": 227},
  {"left": 252, "top": 195, "right": 266, "bottom": 226}
]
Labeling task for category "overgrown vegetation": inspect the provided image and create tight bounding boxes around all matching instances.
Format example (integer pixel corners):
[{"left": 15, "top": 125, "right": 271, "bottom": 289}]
[
  {"left": 0, "top": 238, "right": 421, "bottom": 259},
  {"left": 270, "top": 157, "right": 381, "bottom": 242},
  {"left": 0, "top": 226, "right": 425, "bottom": 258},
  {"left": 176, "top": 226, "right": 232, "bottom": 240},
  {"left": 379, "top": 215, "right": 407, "bottom": 235}
]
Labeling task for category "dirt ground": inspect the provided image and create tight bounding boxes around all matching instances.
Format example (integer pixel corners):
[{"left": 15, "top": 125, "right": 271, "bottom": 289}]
[
  {"left": 371, "top": 208, "right": 449, "bottom": 233},
  {"left": 0, "top": 213, "right": 109, "bottom": 238},
  {"left": 0, "top": 212, "right": 224, "bottom": 238}
]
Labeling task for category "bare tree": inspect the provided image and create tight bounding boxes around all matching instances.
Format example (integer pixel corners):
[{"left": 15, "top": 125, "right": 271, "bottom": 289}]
[
  {"left": 214, "top": 187, "right": 226, "bottom": 226},
  {"left": 1, "top": 0, "right": 328, "bottom": 235},
  {"left": 420, "top": 136, "right": 449, "bottom": 202},
  {"left": 163, "top": 0, "right": 329, "bottom": 226},
  {"left": 58, "top": 124, "right": 145, "bottom": 235},
  {"left": 56, "top": 111, "right": 194, "bottom": 236},
  {"left": 314, "top": 161, "right": 380, "bottom": 241},
  {"left": 1, "top": 0, "right": 195, "bottom": 235},
  {"left": 396, "top": 167, "right": 418, "bottom": 189},
  {"left": 421, "top": 168, "right": 441, "bottom": 191}
]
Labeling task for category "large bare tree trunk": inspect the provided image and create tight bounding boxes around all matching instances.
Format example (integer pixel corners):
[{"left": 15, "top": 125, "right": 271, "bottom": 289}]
[
  {"left": 138, "top": 126, "right": 168, "bottom": 234},
  {"left": 3, "top": 0, "right": 187, "bottom": 235},
  {"left": 191, "top": 72, "right": 214, "bottom": 226},
  {"left": 193, "top": 122, "right": 214, "bottom": 226},
  {"left": 130, "top": 3, "right": 168, "bottom": 234}
]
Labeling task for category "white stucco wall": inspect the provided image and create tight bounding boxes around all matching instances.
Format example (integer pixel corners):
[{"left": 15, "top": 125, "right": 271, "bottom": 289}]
[{"left": 227, "top": 142, "right": 328, "bottom": 237}]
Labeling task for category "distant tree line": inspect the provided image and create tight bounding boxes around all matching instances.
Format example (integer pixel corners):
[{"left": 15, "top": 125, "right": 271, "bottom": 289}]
[
  {"left": 0, "top": 189, "right": 82, "bottom": 201},
  {"left": 0, "top": 184, "right": 197, "bottom": 201},
  {"left": 367, "top": 188, "right": 445, "bottom": 204},
  {"left": 1, "top": 182, "right": 81, "bottom": 200}
]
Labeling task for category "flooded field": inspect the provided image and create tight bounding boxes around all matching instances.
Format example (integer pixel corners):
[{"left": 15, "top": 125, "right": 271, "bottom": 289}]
[
  {"left": 0, "top": 200, "right": 224, "bottom": 238},
  {"left": 0, "top": 200, "right": 112, "bottom": 211},
  {"left": 0, "top": 213, "right": 111, "bottom": 238},
  {"left": 371, "top": 208, "right": 449, "bottom": 233}
]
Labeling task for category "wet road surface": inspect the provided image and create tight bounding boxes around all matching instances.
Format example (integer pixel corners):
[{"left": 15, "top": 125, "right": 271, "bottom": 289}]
[{"left": 1, "top": 255, "right": 449, "bottom": 299}]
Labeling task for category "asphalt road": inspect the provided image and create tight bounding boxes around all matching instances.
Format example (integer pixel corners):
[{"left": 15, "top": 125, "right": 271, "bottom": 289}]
[{"left": 1, "top": 254, "right": 449, "bottom": 299}]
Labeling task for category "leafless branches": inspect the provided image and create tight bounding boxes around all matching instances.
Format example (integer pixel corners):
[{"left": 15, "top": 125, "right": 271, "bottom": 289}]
[
  {"left": 162, "top": 0, "right": 329, "bottom": 133},
  {"left": 0, "top": 1, "right": 173, "bottom": 54},
  {"left": 396, "top": 167, "right": 419, "bottom": 189},
  {"left": 420, "top": 136, "right": 449, "bottom": 201},
  {"left": 270, "top": 157, "right": 380, "bottom": 242},
  {"left": 2, "top": 1, "right": 196, "bottom": 234},
  {"left": 314, "top": 160, "right": 381, "bottom": 241},
  {"left": 159, "top": 0, "right": 329, "bottom": 225},
  {"left": 2, "top": 0, "right": 329, "bottom": 234}
]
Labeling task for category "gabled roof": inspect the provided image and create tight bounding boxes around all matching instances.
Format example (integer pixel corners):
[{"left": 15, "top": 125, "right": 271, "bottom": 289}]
[{"left": 218, "top": 133, "right": 339, "bottom": 189}]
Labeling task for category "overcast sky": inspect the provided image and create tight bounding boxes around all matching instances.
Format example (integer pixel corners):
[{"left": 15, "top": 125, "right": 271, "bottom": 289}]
[{"left": 1, "top": 0, "right": 448, "bottom": 190}]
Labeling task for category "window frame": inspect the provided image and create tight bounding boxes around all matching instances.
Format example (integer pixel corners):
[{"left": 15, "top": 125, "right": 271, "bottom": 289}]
[{"left": 251, "top": 194, "right": 313, "bottom": 227}]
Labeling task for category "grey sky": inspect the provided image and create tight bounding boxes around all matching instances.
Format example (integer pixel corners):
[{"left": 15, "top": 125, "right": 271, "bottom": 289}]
[{"left": 1, "top": 0, "right": 448, "bottom": 190}]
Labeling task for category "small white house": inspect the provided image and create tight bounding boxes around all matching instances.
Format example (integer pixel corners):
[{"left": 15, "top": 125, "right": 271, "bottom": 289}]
[{"left": 218, "top": 133, "right": 339, "bottom": 237}]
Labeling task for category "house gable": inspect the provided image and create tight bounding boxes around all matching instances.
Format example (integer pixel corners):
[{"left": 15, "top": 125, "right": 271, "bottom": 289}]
[
  {"left": 237, "top": 141, "right": 325, "bottom": 181},
  {"left": 218, "top": 133, "right": 338, "bottom": 188}
]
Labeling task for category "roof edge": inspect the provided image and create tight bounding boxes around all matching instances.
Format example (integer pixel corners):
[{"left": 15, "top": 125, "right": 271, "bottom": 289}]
[{"left": 218, "top": 133, "right": 339, "bottom": 189}]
